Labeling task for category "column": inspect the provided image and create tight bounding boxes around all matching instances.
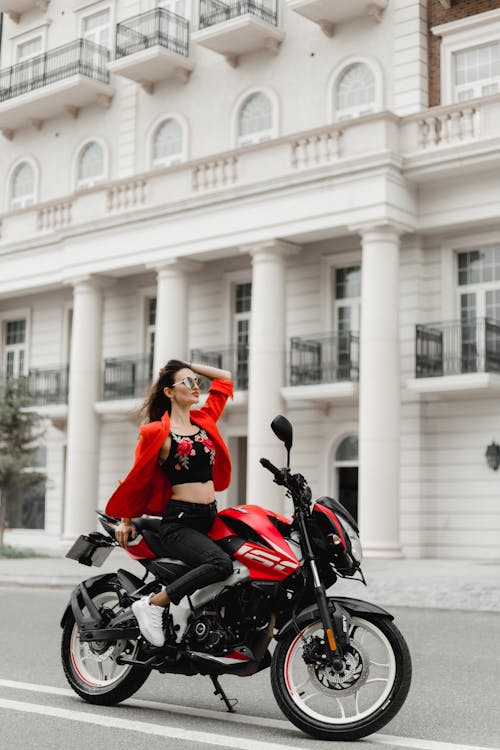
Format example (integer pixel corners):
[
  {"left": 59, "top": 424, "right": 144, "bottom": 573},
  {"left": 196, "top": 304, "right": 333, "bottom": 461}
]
[
  {"left": 152, "top": 259, "right": 201, "bottom": 375},
  {"left": 357, "top": 225, "right": 402, "bottom": 557},
  {"left": 244, "top": 240, "right": 300, "bottom": 513},
  {"left": 63, "top": 276, "right": 107, "bottom": 539}
]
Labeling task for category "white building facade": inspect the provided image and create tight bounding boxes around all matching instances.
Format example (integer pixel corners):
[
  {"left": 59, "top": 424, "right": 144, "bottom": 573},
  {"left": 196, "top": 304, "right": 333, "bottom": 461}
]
[{"left": 0, "top": 0, "right": 499, "bottom": 559}]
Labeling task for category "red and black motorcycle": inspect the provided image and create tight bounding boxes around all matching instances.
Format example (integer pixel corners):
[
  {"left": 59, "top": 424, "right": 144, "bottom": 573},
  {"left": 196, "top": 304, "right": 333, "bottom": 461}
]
[{"left": 61, "top": 415, "right": 411, "bottom": 741}]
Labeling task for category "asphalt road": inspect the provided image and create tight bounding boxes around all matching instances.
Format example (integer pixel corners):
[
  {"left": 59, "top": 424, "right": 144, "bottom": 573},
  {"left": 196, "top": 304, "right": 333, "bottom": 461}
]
[{"left": 0, "top": 586, "right": 499, "bottom": 750}]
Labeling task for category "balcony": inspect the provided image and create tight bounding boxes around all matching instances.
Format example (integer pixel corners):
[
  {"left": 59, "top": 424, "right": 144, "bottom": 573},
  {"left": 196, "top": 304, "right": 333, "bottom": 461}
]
[
  {"left": 0, "top": 1, "right": 49, "bottom": 23},
  {"left": 109, "top": 8, "right": 194, "bottom": 92},
  {"left": 287, "top": 0, "right": 388, "bottom": 37},
  {"left": 102, "top": 354, "right": 153, "bottom": 401},
  {"left": 0, "top": 39, "right": 113, "bottom": 137},
  {"left": 190, "top": 344, "right": 249, "bottom": 394},
  {"left": 24, "top": 365, "right": 68, "bottom": 406},
  {"left": 408, "top": 318, "right": 500, "bottom": 397},
  {"left": 193, "top": 0, "right": 285, "bottom": 67},
  {"left": 282, "top": 332, "right": 359, "bottom": 405}
]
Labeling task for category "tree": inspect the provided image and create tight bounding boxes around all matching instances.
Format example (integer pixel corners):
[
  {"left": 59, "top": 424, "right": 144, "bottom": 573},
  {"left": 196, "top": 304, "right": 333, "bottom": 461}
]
[{"left": 0, "top": 379, "right": 45, "bottom": 548}]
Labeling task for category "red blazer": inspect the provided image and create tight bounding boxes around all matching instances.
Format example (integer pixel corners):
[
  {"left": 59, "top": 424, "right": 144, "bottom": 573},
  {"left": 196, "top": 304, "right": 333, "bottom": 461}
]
[{"left": 105, "top": 379, "right": 234, "bottom": 518}]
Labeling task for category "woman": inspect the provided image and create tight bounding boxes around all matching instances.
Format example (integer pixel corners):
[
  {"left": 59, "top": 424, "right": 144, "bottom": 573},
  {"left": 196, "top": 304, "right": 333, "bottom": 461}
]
[{"left": 105, "top": 359, "right": 234, "bottom": 648}]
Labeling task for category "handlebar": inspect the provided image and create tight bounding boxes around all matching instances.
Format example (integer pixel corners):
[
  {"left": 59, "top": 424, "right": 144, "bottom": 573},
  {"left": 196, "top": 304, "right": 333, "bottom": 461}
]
[
  {"left": 259, "top": 457, "right": 312, "bottom": 508},
  {"left": 259, "top": 457, "right": 283, "bottom": 481}
]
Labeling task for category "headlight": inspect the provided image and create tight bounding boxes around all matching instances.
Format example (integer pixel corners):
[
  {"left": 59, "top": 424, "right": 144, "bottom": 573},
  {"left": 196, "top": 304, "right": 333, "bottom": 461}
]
[{"left": 341, "top": 518, "right": 363, "bottom": 563}]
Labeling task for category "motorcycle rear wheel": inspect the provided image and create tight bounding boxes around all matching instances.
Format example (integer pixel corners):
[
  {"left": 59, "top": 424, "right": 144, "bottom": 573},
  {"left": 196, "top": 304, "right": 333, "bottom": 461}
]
[
  {"left": 271, "top": 614, "right": 411, "bottom": 741},
  {"left": 61, "top": 578, "right": 150, "bottom": 705}
]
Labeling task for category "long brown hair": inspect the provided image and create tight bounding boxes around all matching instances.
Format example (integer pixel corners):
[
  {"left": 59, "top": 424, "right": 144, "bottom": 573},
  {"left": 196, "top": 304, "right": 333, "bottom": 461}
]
[{"left": 140, "top": 359, "right": 190, "bottom": 422}]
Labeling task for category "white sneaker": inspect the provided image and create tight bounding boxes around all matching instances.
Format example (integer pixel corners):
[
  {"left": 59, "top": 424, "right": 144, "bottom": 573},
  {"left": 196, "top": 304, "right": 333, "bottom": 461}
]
[{"left": 132, "top": 595, "right": 165, "bottom": 647}]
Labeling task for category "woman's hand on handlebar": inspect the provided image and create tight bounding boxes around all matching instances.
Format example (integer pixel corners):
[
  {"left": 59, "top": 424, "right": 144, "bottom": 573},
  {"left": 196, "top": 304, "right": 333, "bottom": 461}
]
[{"left": 115, "top": 518, "right": 137, "bottom": 548}]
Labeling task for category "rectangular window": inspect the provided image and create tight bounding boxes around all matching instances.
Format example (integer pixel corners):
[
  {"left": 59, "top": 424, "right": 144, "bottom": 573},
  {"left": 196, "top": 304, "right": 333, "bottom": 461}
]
[
  {"left": 234, "top": 282, "right": 251, "bottom": 390},
  {"left": 15, "top": 36, "right": 43, "bottom": 92},
  {"left": 17, "top": 37, "right": 42, "bottom": 62},
  {"left": 82, "top": 9, "right": 111, "bottom": 48},
  {"left": 146, "top": 297, "right": 156, "bottom": 378},
  {"left": 457, "top": 247, "right": 500, "bottom": 374},
  {"left": 334, "top": 266, "right": 360, "bottom": 380},
  {"left": 158, "top": 0, "right": 187, "bottom": 17},
  {"left": 454, "top": 41, "right": 500, "bottom": 101},
  {"left": 458, "top": 247, "right": 500, "bottom": 286},
  {"left": 3, "top": 319, "right": 26, "bottom": 378}
]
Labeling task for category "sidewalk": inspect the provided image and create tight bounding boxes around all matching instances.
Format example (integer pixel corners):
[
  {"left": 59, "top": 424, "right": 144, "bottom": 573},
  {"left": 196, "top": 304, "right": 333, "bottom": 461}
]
[{"left": 0, "top": 550, "right": 499, "bottom": 612}]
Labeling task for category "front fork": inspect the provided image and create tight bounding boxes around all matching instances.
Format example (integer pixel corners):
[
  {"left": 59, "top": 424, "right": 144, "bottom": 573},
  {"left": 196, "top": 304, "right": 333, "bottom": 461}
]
[
  {"left": 297, "top": 510, "right": 347, "bottom": 672},
  {"left": 309, "top": 558, "right": 346, "bottom": 672}
]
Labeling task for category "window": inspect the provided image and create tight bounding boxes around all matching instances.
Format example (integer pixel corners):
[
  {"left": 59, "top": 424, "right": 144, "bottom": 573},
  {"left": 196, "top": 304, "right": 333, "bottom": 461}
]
[
  {"left": 82, "top": 9, "right": 111, "bottom": 48},
  {"left": 10, "top": 162, "right": 36, "bottom": 209},
  {"left": 233, "top": 282, "right": 251, "bottom": 390},
  {"left": 12, "top": 35, "right": 43, "bottom": 93},
  {"left": 152, "top": 119, "right": 184, "bottom": 167},
  {"left": 157, "top": 0, "right": 187, "bottom": 16},
  {"left": 334, "top": 266, "right": 361, "bottom": 379},
  {"left": 237, "top": 93, "right": 274, "bottom": 146},
  {"left": 76, "top": 141, "right": 105, "bottom": 188},
  {"left": 334, "top": 435, "right": 358, "bottom": 522},
  {"left": 454, "top": 42, "right": 500, "bottom": 101},
  {"left": 146, "top": 297, "right": 156, "bottom": 378},
  {"left": 457, "top": 247, "right": 500, "bottom": 373},
  {"left": 3, "top": 319, "right": 26, "bottom": 378},
  {"left": 7, "top": 446, "right": 46, "bottom": 530},
  {"left": 432, "top": 9, "right": 500, "bottom": 105},
  {"left": 335, "top": 63, "right": 375, "bottom": 121}
]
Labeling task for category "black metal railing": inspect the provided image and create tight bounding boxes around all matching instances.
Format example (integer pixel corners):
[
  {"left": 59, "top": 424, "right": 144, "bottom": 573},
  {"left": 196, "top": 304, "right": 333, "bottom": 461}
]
[
  {"left": 24, "top": 366, "right": 69, "bottom": 406},
  {"left": 190, "top": 344, "right": 249, "bottom": 391},
  {"left": 0, "top": 39, "right": 109, "bottom": 102},
  {"left": 102, "top": 354, "right": 153, "bottom": 400},
  {"left": 199, "top": 0, "right": 278, "bottom": 29},
  {"left": 115, "top": 8, "right": 190, "bottom": 59},
  {"left": 289, "top": 332, "right": 360, "bottom": 386},
  {"left": 416, "top": 318, "right": 500, "bottom": 377}
]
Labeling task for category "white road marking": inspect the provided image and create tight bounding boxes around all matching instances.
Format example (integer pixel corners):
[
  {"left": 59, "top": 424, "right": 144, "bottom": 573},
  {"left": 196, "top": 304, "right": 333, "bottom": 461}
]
[
  {"left": 0, "top": 679, "right": 494, "bottom": 750},
  {"left": 0, "top": 678, "right": 287, "bottom": 729}
]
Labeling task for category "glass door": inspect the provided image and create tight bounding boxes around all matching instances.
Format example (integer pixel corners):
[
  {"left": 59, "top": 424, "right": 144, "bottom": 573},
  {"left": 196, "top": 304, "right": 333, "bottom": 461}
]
[
  {"left": 15, "top": 37, "right": 42, "bottom": 95},
  {"left": 233, "top": 282, "right": 251, "bottom": 390},
  {"left": 3, "top": 319, "right": 26, "bottom": 379},
  {"left": 334, "top": 266, "right": 360, "bottom": 380}
]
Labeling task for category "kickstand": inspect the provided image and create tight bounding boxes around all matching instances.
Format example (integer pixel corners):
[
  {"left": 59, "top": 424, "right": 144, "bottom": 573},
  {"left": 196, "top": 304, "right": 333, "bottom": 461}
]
[{"left": 209, "top": 675, "right": 238, "bottom": 713}]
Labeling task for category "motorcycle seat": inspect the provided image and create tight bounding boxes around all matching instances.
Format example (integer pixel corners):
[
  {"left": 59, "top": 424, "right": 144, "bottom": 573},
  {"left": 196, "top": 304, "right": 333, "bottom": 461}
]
[{"left": 132, "top": 516, "right": 162, "bottom": 533}]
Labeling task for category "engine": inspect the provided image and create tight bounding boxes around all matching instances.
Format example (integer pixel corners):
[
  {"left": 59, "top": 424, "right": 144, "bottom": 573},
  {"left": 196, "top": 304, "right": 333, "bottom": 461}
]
[{"left": 186, "top": 582, "right": 274, "bottom": 656}]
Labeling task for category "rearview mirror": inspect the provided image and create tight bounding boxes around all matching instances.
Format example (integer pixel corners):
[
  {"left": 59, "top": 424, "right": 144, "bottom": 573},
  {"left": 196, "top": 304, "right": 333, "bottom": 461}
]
[{"left": 271, "top": 415, "right": 293, "bottom": 456}]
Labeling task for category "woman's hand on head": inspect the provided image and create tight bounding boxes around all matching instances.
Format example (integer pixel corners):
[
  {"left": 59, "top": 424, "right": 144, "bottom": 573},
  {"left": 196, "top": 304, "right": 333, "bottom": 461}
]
[{"left": 115, "top": 519, "right": 137, "bottom": 548}]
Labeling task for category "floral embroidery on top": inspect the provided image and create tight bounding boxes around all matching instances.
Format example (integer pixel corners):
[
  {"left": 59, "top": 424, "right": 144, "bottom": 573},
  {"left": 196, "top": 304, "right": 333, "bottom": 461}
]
[{"left": 171, "top": 428, "right": 215, "bottom": 472}]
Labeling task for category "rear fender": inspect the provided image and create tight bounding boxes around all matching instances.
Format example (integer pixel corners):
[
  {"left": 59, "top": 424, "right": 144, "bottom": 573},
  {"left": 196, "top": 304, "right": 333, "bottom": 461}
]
[
  {"left": 275, "top": 596, "right": 394, "bottom": 641},
  {"left": 59, "top": 572, "right": 118, "bottom": 629}
]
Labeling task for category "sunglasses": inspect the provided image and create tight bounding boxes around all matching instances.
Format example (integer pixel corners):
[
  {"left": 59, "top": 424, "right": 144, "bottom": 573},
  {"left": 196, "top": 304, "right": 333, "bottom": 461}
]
[{"left": 172, "top": 376, "right": 201, "bottom": 390}]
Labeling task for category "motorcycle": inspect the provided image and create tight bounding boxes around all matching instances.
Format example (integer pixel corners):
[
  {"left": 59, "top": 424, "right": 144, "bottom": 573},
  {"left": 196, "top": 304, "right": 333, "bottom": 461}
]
[{"left": 61, "top": 415, "right": 412, "bottom": 741}]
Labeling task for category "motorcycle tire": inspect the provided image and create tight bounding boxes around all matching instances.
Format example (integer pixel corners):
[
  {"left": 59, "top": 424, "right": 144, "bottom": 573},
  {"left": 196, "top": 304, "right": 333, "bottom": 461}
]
[
  {"left": 61, "top": 577, "right": 150, "bottom": 706},
  {"left": 271, "top": 613, "right": 412, "bottom": 741}
]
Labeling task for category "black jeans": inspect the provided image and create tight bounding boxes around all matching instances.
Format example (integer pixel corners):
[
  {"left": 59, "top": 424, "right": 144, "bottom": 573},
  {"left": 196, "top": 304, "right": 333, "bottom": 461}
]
[{"left": 158, "top": 499, "right": 233, "bottom": 605}]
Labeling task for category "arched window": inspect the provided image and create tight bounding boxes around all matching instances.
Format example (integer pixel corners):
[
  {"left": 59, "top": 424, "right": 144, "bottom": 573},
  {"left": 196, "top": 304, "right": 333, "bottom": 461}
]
[
  {"left": 10, "top": 162, "right": 36, "bottom": 209},
  {"left": 335, "top": 63, "right": 376, "bottom": 121},
  {"left": 336, "top": 436, "right": 358, "bottom": 462},
  {"left": 237, "top": 92, "right": 274, "bottom": 146},
  {"left": 77, "top": 141, "right": 105, "bottom": 188},
  {"left": 152, "top": 118, "right": 184, "bottom": 167}
]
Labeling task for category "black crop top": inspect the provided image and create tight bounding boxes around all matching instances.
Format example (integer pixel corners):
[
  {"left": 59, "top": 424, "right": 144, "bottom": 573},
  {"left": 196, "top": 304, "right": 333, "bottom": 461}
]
[{"left": 159, "top": 428, "right": 215, "bottom": 485}]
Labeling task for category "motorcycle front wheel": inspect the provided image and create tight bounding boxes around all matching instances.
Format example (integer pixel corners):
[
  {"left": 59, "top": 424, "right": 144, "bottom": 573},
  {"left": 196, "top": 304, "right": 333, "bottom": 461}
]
[
  {"left": 271, "top": 614, "right": 411, "bottom": 741},
  {"left": 61, "top": 578, "right": 150, "bottom": 705}
]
